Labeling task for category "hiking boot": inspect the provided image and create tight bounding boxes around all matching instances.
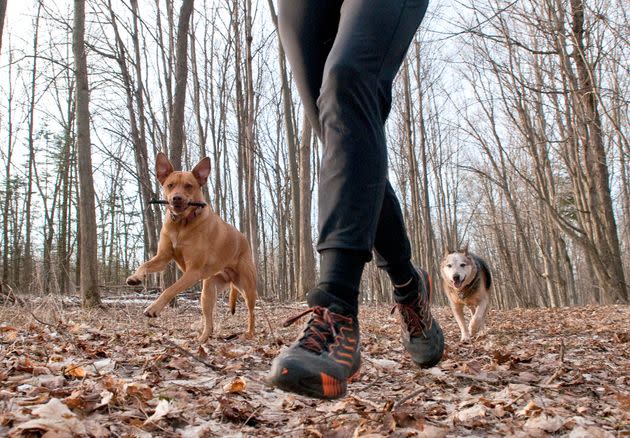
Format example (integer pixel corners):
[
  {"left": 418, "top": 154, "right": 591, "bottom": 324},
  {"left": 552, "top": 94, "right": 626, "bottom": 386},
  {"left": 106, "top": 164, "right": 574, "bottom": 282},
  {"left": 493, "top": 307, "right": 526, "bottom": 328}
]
[
  {"left": 393, "top": 269, "right": 444, "bottom": 368},
  {"left": 267, "top": 304, "right": 360, "bottom": 399}
]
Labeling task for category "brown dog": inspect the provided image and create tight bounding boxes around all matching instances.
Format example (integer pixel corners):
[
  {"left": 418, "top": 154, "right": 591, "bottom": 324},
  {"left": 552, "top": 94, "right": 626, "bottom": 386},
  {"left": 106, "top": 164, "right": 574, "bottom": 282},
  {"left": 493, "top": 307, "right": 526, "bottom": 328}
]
[
  {"left": 440, "top": 246, "right": 492, "bottom": 342},
  {"left": 126, "top": 153, "right": 256, "bottom": 341}
]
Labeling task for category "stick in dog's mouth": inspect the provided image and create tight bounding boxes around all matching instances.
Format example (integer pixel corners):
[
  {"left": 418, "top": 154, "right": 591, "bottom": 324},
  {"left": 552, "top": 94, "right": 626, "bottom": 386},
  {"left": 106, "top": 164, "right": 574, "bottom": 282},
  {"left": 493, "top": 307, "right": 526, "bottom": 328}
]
[{"left": 149, "top": 199, "right": 207, "bottom": 208}]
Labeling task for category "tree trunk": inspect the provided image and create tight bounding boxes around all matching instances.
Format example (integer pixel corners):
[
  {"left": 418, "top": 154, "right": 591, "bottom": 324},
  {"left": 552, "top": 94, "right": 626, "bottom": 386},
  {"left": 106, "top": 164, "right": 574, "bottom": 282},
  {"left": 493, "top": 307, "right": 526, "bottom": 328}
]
[
  {"left": 24, "top": 2, "right": 42, "bottom": 291},
  {"left": 73, "top": 0, "right": 101, "bottom": 307},
  {"left": 109, "top": 0, "right": 159, "bottom": 269},
  {"left": 414, "top": 40, "right": 437, "bottom": 278},
  {"left": 169, "top": 0, "right": 195, "bottom": 170},
  {"left": 0, "top": 0, "right": 7, "bottom": 55},
  {"left": 2, "top": 48, "right": 14, "bottom": 288},
  {"left": 568, "top": 0, "right": 627, "bottom": 303},
  {"left": 243, "top": 0, "right": 259, "bottom": 273},
  {"left": 298, "top": 116, "right": 316, "bottom": 298}
]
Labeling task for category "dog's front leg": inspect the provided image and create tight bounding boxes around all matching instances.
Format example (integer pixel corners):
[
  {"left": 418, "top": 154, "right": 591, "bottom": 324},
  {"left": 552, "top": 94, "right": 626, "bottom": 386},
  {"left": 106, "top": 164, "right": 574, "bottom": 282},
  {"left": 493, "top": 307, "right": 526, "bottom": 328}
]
[
  {"left": 126, "top": 252, "right": 172, "bottom": 286},
  {"left": 468, "top": 298, "right": 489, "bottom": 337},
  {"left": 144, "top": 269, "right": 202, "bottom": 317},
  {"left": 450, "top": 302, "right": 471, "bottom": 342}
]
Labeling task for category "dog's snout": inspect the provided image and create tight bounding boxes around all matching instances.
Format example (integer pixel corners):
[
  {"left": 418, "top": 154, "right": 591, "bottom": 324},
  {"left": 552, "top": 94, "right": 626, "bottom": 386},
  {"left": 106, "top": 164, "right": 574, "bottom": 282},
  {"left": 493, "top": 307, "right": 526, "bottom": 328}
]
[
  {"left": 453, "top": 274, "right": 460, "bottom": 281},
  {"left": 172, "top": 195, "right": 184, "bottom": 203}
]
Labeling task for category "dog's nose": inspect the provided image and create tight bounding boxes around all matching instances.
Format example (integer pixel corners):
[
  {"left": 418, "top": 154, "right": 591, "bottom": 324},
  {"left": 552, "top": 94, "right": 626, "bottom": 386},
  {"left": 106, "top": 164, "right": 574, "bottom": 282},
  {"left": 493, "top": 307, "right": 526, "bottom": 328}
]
[
  {"left": 172, "top": 195, "right": 183, "bottom": 203},
  {"left": 453, "top": 274, "right": 460, "bottom": 281}
]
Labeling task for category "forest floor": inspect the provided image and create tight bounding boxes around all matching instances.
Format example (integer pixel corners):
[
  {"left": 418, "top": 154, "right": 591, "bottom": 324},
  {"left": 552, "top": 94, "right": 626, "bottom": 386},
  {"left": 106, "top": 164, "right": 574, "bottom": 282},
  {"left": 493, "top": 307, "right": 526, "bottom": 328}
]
[{"left": 0, "top": 292, "right": 628, "bottom": 437}]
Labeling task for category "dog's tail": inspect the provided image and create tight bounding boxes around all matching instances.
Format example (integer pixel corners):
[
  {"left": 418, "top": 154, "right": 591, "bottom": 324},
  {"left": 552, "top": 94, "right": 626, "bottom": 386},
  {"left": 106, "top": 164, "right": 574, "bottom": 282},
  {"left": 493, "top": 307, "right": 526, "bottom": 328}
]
[{"left": 228, "top": 284, "right": 238, "bottom": 315}]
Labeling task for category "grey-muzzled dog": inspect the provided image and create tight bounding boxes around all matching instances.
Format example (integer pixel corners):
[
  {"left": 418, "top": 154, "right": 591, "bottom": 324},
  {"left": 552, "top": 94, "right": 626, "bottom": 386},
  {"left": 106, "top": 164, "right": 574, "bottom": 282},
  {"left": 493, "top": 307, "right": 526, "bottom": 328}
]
[{"left": 440, "top": 246, "right": 492, "bottom": 342}]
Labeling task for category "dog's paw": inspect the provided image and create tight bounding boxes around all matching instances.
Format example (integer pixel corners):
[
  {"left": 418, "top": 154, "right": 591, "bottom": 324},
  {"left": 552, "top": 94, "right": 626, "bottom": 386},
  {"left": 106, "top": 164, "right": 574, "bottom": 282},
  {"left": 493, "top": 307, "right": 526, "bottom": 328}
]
[
  {"left": 126, "top": 275, "right": 143, "bottom": 286},
  {"left": 460, "top": 334, "right": 472, "bottom": 343},
  {"left": 240, "top": 331, "right": 254, "bottom": 341},
  {"left": 143, "top": 304, "right": 162, "bottom": 318},
  {"left": 197, "top": 330, "right": 212, "bottom": 343}
]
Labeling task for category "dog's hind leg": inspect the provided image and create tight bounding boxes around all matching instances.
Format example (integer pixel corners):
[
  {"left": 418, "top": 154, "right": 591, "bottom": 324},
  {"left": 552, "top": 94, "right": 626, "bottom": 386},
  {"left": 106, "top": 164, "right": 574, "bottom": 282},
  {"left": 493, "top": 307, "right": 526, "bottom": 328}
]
[
  {"left": 243, "top": 285, "right": 256, "bottom": 340},
  {"left": 451, "top": 302, "right": 471, "bottom": 342},
  {"left": 198, "top": 275, "right": 229, "bottom": 342},
  {"left": 234, "top": 261, "right": 256, "bottom": 340}
]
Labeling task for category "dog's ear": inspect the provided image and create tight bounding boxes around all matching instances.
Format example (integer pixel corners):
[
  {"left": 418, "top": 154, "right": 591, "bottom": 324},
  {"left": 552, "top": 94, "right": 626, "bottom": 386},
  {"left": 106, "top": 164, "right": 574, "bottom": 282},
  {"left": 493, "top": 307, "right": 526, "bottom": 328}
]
[
  {"left": 444, "top": 247, "right": 452, "bottom": 257},
  {"left": 461, "top": 244, "right": 469, "bottom": 255},
  {"left": 192, "top": 157, "right": 211, "bottom": 186},
  {"left": 156, "top": 152, "right": 174, "bottom": 185}
]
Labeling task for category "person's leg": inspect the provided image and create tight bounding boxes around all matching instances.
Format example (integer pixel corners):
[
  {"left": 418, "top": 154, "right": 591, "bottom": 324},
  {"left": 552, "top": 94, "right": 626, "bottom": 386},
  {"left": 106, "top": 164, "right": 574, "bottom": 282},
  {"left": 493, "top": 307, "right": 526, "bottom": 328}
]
[
  {"left": 270, "top": 0, "right": 362, "bottom": 400},
  {"left": 278, "top": 0, "right": 364, "bottom": 316},
  {"left": 374, "top": 181, "right": 416, "bottom": 292},
  {"left": 313, "top": 0, "right": 442, "bottom": 367},
  {"left": 312, "top": 0, "right": 432, "bottom": 315},
  {"left": 269, "top": 0, "right": 438, "bottom": 400},
  {"left": 277, "top": 0, "right": 339, "bottom": 140}
]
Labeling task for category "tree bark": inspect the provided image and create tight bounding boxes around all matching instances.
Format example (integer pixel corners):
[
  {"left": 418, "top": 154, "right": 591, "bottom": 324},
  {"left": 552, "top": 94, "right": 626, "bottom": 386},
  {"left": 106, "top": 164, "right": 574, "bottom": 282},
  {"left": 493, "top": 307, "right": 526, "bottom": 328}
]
[
  {"left": 0, "top": 0, "right": 7, "bottom": 55},
  {"left": 24, "top": 2, "right": 42, "bottom": 291},
  {"left": 298, "top": 116, "right": 316, "bottom": 297},
  {"left": 2, "top": 48, "right": 14, "bottom": 288},
  {"left": 73, "top": 0, "right": 101, "bottom": 307},
  {"left": 169, "top": 0, "right": 195, "bottom": 170},
  {"left": 567, "top": 0, "right": 627, "bottom": 303},
  {"left": 108, "top": 0, "right": 159, "bottom": 265}
]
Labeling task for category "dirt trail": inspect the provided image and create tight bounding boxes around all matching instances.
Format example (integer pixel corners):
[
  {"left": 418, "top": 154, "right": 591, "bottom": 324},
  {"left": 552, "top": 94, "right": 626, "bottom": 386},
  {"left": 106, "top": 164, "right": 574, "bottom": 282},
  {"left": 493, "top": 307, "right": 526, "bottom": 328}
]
[{"left": 1, "top": 298, "right": 628, "bottom": 437}]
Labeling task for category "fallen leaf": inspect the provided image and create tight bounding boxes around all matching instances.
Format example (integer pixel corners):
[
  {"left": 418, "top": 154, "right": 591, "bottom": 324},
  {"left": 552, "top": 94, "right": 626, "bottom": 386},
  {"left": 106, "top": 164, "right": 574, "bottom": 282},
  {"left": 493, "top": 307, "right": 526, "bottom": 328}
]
[
  {"left": 518, "top": 400, "right": 543, "bottom": 417},
  {"left": 216, "top": 397, "right": 259, "bottom": 426},
  {"left": 518, "top": 371, "right": 540, "bottom": 383},
  {"left": 125, "top": 382, "right": 153, "bottom": 402},
  {"left": 223, "top": 376, "right": 247, "bottom": 394},
  {"left": 143, "top": 399, "right": 172, "bottom": 426},
  {"left": 371, "top": 358, "right": 399, "bottom": 370},
  {"left": 9, "top": 398, "right": 87, "bottom": 436},
  {"left": 523, "top": 414, "right": 565, "bottom": 433},
  {"left": 567, "top": 425, "right": 615, "bottom": 438},
  {"left": 64, "top": 364, "right": 86, "bottom": 379},
  {"left": 615, "top": 392, "right": 630, "bottom": 412},
  {"left": 453, "top": 404, "right": 486, "bottom": 425},
  {"left": 3, "top": 330, "right": 17, "bottom": 342},
  {"left": 91, "top": 358, "right": 115, "bottom": 375}
]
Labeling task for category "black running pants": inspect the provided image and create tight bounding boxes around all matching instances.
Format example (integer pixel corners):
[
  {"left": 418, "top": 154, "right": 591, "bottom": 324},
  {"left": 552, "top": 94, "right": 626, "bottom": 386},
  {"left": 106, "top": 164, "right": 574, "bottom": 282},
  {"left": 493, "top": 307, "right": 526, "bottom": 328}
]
[{"left": 278, "top": 0, "right": 429, "bottom": 282}]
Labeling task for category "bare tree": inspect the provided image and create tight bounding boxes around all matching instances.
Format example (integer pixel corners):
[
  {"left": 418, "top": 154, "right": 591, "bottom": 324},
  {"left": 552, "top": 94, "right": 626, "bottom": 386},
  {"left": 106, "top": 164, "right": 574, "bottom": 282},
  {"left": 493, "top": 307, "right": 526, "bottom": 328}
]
[
  {"left": 169, "top": 0, "right": 194, "bottom": 170},
  {"left": 1, "top": 47, "right": 14, "bottom": 288},
  {"left": 23, "top": 2, "right": 42, "bottom": 291},
  {"left": 73, "top": 0, "right": 101, "bottom": 307},
  {"left": 0, "top": 0, "right": 6, "bottom": 55},
  {"left": 298, "top": 116, "right": 316, "bottom": 297}
]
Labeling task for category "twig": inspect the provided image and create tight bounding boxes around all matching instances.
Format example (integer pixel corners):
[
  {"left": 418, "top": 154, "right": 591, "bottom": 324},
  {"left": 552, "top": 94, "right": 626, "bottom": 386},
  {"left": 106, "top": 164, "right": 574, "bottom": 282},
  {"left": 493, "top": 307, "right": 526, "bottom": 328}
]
[
  {"left": 162, "top": 338, "right": 223, "bottom": 371},
  {"left": 393, "top": 387, "right": 426, "bottom": 410},
  {"left": 30, "top": 311, "right": 59, "bottom": 330},
  {"left": 543, "top": 367, "right": 564, "bottom": 386},
  {"left": 560, "top": 339, "right": 565, "bottom": 363},
  {"left": 280, "top": 410, "right": 378, "bottom": 435},
  {"left": 30, "top": 311, "right": 75, "bottom": 340},
  {"left": 452, "top": 372, "right": 500, "bottom": 384},
  {"left": 506, "top": 391, "right": 530, "bottom": 407},
  {"left": 258, "top": 300, "right": 277, "bottom": 342},
  {"left": 241, "top": 406, "right": 261, "bottom": 428}
]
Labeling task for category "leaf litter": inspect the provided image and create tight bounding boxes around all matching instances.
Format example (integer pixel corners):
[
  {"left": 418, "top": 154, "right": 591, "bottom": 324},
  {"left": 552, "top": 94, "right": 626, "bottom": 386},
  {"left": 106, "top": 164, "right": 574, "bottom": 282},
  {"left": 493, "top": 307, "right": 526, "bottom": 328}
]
[{"left": 0, "top": 297, "right": 628, "bottom": 437}]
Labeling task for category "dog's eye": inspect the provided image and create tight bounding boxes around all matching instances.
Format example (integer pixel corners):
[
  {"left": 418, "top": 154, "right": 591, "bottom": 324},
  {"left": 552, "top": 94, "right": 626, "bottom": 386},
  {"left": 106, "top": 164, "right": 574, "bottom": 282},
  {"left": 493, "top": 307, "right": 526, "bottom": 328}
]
[
  {"left": 460, "top": 263, "right": 466, "bottom": 267},
  {"left": 167, "top": 183, "right": 174, "bottom": 189},
  {"left": 184, "top": 183, "right": 193, "bottom": 190},
  {"left": 446, "top": 264, "right": 452, "bottom": 268}
]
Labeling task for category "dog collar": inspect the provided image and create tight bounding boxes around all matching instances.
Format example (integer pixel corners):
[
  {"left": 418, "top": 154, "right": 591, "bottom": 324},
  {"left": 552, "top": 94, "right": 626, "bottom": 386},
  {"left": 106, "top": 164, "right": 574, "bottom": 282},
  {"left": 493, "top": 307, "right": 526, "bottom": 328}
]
[{"left": 170, "top": 206, "right": 203, "bottom": 225}]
